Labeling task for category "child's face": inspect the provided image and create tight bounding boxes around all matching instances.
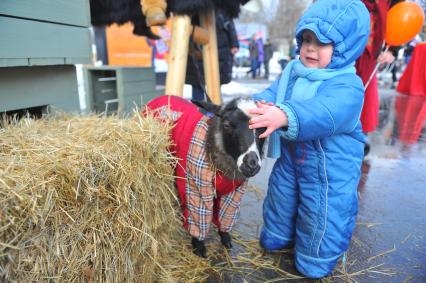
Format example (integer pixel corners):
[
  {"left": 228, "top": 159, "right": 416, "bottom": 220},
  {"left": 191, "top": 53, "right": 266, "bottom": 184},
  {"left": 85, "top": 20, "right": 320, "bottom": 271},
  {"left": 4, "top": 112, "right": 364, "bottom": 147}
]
[{"left": 300, "top": 30, "right": 333, "bottom": 68}]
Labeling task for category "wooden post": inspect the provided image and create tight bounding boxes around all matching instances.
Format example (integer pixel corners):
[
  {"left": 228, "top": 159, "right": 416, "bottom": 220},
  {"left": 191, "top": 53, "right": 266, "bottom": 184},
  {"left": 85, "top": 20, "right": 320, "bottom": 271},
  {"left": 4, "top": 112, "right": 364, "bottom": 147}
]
[
  {"left": 165, "top": 15, "right": 191, "bottom": 97},
  {"left": 200, "top": 10, "right": 222, "bottom": 105}
]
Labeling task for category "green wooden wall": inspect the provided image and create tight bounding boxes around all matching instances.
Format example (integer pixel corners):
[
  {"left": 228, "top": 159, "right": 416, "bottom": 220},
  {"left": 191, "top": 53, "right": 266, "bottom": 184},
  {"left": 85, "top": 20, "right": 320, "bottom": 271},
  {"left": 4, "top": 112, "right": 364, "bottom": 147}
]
[
  {"left": 0, "top": 0, "right": 91, "bottom": 113},
  {"left": 0, "top": 0, "right": 91, "bottom": 67},
  {"left": 0, "top": 66, "right": 80, "bottom": 113},
  {"left": 84, "top": 66, "right": 163, "bottom": 115},
  {"left": 0, "top": 0, "right": 90, "bottom": 26}
]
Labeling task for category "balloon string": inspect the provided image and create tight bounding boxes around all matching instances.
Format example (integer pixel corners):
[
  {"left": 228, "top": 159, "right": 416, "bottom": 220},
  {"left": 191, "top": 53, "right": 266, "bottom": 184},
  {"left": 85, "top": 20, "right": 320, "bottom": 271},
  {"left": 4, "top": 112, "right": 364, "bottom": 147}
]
[{"left": 364, "top": 45, "right": 390, "bottom": 90}]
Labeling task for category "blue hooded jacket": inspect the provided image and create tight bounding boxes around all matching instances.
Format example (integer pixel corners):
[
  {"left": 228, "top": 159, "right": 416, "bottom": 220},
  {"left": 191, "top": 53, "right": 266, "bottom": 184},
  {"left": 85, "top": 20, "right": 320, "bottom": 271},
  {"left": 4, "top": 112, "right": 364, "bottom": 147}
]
[
  {"left": 254, "top": 0, "right": 370, "bottom": 278},
  {"left": 295, "top": 0, "right": 370, "bottom": 69}
]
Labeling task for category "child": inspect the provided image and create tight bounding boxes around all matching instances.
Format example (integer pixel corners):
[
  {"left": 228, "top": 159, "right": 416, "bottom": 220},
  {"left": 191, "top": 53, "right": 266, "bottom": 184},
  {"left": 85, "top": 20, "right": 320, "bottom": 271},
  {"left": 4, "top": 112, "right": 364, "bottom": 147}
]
[{"left": 248, "top": 0, "right": 370, "bottom": 278}]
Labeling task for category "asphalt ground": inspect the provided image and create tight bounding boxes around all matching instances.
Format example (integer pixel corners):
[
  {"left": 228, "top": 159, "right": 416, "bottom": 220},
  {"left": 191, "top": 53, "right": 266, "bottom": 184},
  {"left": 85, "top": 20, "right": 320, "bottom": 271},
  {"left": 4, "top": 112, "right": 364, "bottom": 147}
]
[{"left": 206, "top": 75, "right": 426, "bottom": 282}]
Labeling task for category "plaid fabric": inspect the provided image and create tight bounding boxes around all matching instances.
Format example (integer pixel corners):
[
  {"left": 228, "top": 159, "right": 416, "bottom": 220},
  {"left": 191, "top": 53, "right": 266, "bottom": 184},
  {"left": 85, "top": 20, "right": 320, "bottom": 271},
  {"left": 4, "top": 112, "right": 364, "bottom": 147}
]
[
  {"left": 186, "top": 116, "right": 246, "bottom": 240},
  {"left": 217, "top": 184, "right": 246, "bottom": 233}
]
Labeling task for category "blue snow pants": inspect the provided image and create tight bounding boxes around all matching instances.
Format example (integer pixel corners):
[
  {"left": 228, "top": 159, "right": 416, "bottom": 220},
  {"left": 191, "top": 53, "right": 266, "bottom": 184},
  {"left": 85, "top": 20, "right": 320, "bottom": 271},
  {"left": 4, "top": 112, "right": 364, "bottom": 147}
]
[{"left": 260, "top": 140, "right": 362, "bottom": 278}]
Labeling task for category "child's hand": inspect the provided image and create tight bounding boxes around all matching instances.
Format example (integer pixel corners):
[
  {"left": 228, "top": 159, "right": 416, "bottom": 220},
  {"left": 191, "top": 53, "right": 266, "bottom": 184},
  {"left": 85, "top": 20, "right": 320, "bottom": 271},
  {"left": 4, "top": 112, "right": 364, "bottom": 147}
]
[{"left": 249, "top": 102, "right": 288, "bottom": 139}]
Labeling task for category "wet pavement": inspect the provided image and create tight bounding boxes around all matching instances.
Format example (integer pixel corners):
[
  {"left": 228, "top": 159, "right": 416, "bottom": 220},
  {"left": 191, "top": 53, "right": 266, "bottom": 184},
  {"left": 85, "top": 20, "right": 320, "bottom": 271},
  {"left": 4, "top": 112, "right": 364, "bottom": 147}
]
[{"left": 214, "top": 76, "right": 426, "bottom": 282}]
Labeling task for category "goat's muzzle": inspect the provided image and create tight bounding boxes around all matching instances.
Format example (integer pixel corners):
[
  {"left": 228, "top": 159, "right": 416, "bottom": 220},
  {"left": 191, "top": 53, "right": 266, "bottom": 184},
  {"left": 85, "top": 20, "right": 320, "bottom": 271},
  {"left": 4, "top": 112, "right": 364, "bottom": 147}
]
[{"left": 239, "top": 151, "right": 261, "bottom": 177}]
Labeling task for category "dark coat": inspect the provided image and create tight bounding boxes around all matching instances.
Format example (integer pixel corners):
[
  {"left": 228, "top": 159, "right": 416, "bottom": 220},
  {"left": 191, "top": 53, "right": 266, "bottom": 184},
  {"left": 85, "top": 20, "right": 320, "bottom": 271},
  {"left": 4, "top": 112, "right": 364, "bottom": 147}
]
[
  {"left": 248, "top": 40, "right": 258, "bottom": 60},
  {"left": 263, "top": 42, "right": 274, "bottom": 62},
  {"left": 185, "top": 8, "right": 239, "bottom": 87}
]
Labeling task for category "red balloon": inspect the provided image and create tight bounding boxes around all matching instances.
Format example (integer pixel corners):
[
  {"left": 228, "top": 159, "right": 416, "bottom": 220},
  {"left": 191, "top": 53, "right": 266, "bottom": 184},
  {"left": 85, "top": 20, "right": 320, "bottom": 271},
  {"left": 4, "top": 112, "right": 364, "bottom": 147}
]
[{"left": 385, "top": 2, "right": 425, "bottom": 46}]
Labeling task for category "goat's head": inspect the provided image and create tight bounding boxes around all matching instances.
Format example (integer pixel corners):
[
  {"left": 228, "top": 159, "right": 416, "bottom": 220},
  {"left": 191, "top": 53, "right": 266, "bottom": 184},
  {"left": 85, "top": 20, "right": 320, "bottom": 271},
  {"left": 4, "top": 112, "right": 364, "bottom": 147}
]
[{"left": 192, "top": 97, "right": 266, "bottom": 178}]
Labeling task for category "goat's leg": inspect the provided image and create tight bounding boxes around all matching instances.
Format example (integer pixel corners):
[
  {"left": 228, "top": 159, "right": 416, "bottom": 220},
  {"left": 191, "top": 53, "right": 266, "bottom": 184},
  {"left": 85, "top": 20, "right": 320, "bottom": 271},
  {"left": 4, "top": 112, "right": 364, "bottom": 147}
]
[
  {"left": 219, "top": 231, "right": 233, "bottom": 249},
  {"left": 191, "top": 237, "right": 207, "bottom": 258}
]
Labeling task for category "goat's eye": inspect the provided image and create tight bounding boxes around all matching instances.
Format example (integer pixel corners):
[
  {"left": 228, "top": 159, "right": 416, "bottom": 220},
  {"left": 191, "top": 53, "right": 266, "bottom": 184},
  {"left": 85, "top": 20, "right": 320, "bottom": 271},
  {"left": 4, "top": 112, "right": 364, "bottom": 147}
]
[{"left": 223, "top": 121, "right": 234, "bottom": 132}]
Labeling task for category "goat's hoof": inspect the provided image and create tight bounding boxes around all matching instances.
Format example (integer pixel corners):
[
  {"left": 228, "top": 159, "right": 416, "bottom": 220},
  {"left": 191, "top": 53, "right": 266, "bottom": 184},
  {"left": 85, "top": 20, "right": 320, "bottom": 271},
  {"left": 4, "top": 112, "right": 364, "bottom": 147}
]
[
  {"left": 219, "top": 231, "right": 233, "bottom": 249},
  {"left": 191, "top": 237, "right": 207, "bottom": 258}
]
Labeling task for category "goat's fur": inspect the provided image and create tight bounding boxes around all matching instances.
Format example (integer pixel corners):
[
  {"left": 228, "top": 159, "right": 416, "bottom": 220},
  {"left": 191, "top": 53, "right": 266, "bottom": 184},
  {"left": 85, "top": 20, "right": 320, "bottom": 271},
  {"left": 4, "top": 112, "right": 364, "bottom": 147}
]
[
  {"left": 206, "top": 116, "right": 247, "bottom": 180},
  {"left": 89, "top": 0, "right": 249, "bottom": 38}
]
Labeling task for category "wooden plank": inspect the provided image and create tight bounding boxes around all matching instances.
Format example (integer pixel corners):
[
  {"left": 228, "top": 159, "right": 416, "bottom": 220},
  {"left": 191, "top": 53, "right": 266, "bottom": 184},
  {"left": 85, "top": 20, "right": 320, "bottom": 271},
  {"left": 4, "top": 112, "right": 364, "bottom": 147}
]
[
  {"left": 0, "top": 58, "right": 28, "bottom": 67},
  {"left": 0, "top": 17, "right": 91, "bottom": 65},
  {"left": 127, "top": 90, "right": 162, "bottom": 105},
  {"left": 141, "top": 90, "right": 163, "bottom": 104},
  {"left": 84, "top": 68, "right": 117, "bottom": 113},
  {"left": 29, "top": 58, "right": 65, "bottom": 66},
  {"left": 200, "top": 10, "right": 221, "bottom": 105},
  {"left": 118, "top": 91, "right": 162, "bottom": 113},
  {"left": 65, "top": 57, "right": 92, "bottom": 65},
  {"left": 165, "top": 15, "right": 191, "bottom": 96},
  {"left": 119, "top": 67, "right": 156, "bottom": 82},
  {"left": 0, "top": 66, "right": 80, "bottom": 113},
  {"left": 0, "top": 0, "right": 90, "bottom": 27},
  {"left": 83, "top": 68, "right": 95, "bottom": 113},
  {"left": 119, "top": 94, "right": 143, "bottom": 113},
  {"left": 84, "top": 66, "right": 119, "bottom": 72},
  {"left": 120, "top": 81, "right": 156, "bottom": 96},
  {"left": 87, "top": 73, "right": 118, "bottom": 113},
  {"left": 93, "top": 81, "right": 116, "bottom": 94}
]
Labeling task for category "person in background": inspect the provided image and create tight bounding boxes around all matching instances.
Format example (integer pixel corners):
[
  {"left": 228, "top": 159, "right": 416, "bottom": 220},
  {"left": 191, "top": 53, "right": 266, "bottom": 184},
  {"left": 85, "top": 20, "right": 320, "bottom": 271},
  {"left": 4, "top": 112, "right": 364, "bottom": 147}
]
[
  {"left": 263, "top": 38, "right": 274, "bottom": 79},
  {"left": 247, "top": 36, "right": 259, "bottom": 79},
  {"left": 248, "top": 0, "right": 370, "bottom": 278},
  {"left": 186, "top": 8, "right": 239, "bottom": 101},
  {"left": 146, "top": 38, "right": 157, "bottom": 67},
  {"left": 278, "top": 57, "right": 289, "bottom": 74},
  {"left": 289, "top": 39, "right": 297, "bottom": 60},
  {"left": 403, "top": 34, "right": 422, "bottom": 65},
  {"left": 356, "top": 0, "right": 405, "bottom": 155},
  {"left": 389, "top": 48, "right": 399, "bottom": 89},
  {"left": 256, "top": 37, "right": 264, "bottom": 77}
]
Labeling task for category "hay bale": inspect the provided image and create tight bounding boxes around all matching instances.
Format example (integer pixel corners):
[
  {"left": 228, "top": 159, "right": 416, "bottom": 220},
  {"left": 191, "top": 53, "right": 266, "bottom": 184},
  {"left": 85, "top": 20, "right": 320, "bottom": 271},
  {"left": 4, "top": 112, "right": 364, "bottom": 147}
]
[{"left": 0, "top": 113, "right": 187, "bottom": 282}]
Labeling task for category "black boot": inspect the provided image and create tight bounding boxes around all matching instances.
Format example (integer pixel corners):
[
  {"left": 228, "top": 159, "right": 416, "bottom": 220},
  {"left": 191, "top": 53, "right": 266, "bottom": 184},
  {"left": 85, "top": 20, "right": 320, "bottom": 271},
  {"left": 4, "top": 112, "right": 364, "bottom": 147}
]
[
  {"left": 191, "top": 237, "right": 207, "bottom": 258},
  {"left": 218, "top": 231, "right": 232, "bottom": 249}
]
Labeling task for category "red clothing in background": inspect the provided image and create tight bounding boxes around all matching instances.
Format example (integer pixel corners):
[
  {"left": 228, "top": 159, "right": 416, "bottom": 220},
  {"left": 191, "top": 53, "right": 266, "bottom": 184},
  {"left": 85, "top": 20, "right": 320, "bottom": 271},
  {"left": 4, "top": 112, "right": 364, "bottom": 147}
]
[
  {"left": 397, "top": 43, "right": 426, "bottom": 97},
  {"left": 395, "top": 95, "right": 426, "bottom": 144},
  {"left": 356, "top": 0, "right": 389, "bottom": 133}
]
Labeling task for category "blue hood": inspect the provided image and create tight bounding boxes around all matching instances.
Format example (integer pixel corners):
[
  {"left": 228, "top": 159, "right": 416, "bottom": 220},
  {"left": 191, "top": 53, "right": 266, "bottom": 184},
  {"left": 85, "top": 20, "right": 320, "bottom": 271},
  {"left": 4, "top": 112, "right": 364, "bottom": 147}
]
[{"left": 295, "top": 0, "right": 370, "bottom": 69}]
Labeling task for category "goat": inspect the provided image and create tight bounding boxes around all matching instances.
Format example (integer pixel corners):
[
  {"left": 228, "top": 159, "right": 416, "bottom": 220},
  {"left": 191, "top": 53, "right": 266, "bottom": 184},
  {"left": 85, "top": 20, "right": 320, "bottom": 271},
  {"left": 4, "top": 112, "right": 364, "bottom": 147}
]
[{"left": 144, "top": 95, "right": 265, "bottom": 257}]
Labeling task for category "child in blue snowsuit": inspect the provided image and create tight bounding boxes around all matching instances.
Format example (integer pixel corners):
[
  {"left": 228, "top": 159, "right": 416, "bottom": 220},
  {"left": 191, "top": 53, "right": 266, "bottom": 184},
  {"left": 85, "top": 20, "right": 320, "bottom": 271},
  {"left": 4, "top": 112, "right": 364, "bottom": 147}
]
[{"left": 248, "top": 0, "right": 370, "bottom": 278}]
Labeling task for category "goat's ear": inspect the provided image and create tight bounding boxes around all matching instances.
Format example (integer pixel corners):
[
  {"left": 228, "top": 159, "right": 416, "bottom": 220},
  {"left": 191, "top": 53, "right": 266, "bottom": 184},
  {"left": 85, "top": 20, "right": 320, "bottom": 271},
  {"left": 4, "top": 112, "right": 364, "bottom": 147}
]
[{"left": 191, "top": 100, "right": 222, "bottom": 115}]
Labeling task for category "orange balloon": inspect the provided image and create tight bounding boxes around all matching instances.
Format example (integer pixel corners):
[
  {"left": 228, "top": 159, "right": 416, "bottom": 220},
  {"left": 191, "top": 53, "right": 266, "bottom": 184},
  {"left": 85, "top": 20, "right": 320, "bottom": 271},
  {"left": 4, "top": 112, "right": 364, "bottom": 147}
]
[{"left": 385, "top": 2, "right": 425, "bottom": 46}]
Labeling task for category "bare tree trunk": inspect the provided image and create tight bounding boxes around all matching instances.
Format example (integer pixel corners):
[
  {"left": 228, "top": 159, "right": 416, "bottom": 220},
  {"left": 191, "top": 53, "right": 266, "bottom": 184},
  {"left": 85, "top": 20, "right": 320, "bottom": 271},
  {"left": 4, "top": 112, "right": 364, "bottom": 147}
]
[{"left": 267, "top": 1, "right": 307, "bottom": 50}]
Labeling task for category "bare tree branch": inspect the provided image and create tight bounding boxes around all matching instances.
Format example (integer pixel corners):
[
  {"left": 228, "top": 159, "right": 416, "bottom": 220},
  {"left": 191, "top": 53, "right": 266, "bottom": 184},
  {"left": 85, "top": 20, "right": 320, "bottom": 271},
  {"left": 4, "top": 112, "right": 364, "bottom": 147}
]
[{"left": 267, "top": 1, "right": 307, "bottom": 46}]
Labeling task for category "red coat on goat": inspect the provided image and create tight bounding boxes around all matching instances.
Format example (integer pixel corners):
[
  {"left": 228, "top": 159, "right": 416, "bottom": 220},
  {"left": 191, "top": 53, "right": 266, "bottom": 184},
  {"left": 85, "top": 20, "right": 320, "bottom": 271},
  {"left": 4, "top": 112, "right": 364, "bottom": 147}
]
[{"left": 145, "top": 95, "right": 245, "bottom": 240}]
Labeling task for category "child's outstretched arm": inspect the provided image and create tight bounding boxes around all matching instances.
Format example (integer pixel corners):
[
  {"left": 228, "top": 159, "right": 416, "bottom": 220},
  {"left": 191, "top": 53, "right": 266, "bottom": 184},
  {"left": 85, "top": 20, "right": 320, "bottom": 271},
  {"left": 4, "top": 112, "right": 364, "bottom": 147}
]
[{"left": 249, "top": 102, "right": 288, "bottom": 139}]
